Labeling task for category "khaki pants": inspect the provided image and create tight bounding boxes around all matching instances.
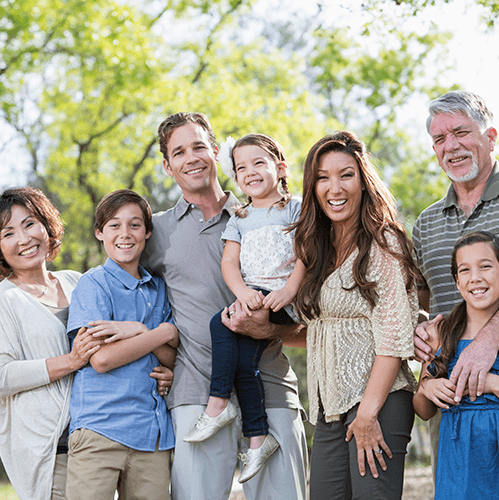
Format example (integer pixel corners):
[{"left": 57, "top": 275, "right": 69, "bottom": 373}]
[{"left": 66, "top": 428, "right": 171, "bottom": 500}]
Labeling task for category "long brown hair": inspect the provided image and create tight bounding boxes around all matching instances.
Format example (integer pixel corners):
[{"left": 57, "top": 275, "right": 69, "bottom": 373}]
[
  {"left": 432, "top": 231, "right": 499, "bottom": 378},
  {"left": 230, "top": 134, "right": 292, "bottom": 218},
  {"left": 293, "top": 131, "right": 421, "bottom": 321}
]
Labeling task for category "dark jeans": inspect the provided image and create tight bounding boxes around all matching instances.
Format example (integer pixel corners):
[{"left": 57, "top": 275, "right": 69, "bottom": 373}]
[
  {"left": 309, "top": 390, "right": 414, "bottom": 500},
  {"left": 209, "top": 288, "right": 295, "bottom": 438}
]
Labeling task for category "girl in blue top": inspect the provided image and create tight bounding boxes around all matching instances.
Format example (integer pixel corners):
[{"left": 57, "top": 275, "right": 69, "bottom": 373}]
[
  {"left": 414, "top": 231, "right": 499, "bottom": 500},
  {"left": 183, "top": 134, "right": 305, "bottom": 484}
]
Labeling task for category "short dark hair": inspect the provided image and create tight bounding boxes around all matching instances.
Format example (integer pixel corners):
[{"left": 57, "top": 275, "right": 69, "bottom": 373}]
[
  {"left": 157, "top": 112, "right": 217, "bottom": 161},
  {"left": 0, "top": 187, "right": 64, "bottom": 278},
  {"left": 94, "top": 189, "right": 153, "bottom": 235}
]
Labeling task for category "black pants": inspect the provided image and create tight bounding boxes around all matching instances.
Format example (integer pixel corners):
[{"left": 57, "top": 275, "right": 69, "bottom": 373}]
[{"left": 309, "top": 390, "right": 414, "bottom": 500}]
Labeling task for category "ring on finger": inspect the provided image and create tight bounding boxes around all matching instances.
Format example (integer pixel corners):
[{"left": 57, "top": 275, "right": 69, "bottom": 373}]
[
  {"left": 228, "top": 310, "right": 236, "bottom": 316},
  {"left": 374, "top": 449, "right": 383, "bottom": 454}
]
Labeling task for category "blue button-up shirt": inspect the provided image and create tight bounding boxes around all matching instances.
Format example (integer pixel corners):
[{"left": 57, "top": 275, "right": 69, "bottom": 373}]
[{"left": 67, "top": 258, "right": 175, "bottom": 451}]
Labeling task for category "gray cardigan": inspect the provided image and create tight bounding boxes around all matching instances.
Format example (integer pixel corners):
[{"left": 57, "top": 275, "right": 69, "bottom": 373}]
[{"left": 0, "top": 270, "right": 80, "bottom": 500}]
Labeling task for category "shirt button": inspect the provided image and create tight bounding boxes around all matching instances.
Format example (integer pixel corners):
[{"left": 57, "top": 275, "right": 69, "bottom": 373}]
[
  {"left": 148, "top": 303, "right": 151, "bottom": 307},
  {"left": 199, "top": 218, "right": 203, "bottom": 222}
]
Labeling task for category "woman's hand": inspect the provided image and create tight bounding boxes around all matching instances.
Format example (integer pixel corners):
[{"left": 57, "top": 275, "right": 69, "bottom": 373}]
[
  {"left": 69, "top": 327, "right": 104, "bottom": 370},
  {"left": 420, "top": 377, "right": 457, "bottom": 409},
  {"left": 87, "top": 320, "right": 149, "bottom": 343},
  {"left": 149, "top": 365, "right": 174, "bottom": 396},
  {"left": 346, "top": 410, "right": 392, "bottom": 479}
]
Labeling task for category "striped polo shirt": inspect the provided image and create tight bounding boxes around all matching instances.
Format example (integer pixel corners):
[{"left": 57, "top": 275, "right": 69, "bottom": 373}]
[{"left": 413, "top": 161, "right": 499, "bottom": 318}]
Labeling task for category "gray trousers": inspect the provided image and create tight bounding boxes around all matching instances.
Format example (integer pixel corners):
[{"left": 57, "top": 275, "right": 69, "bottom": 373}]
[
  {"left": 309, "top": 390, "right": 414, "bottom": 500},
  {"left": 171, "top": 404, "right": 308, "bottom": 500}
]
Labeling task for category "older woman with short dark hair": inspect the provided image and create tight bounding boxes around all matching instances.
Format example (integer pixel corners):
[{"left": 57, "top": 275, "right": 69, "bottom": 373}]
[{"left": 0, "top": 187, "right": 102, "bottom": 500}]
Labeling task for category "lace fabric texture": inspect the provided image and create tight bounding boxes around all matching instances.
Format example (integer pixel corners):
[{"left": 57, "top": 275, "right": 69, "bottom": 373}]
[
  {"left": 239, "top": 224, "right": 296, "bottom": 291},
  {"left": 306, "top": 232, "right": 418, "bottom": 425}
]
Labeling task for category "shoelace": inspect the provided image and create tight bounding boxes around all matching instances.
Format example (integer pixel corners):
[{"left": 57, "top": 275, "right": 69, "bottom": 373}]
[
  {"left": 194, "top": 413, "right": 209, "bottom": 429},
  {"left": 238, "top": 452, "right": 249, "bottom": 464}
]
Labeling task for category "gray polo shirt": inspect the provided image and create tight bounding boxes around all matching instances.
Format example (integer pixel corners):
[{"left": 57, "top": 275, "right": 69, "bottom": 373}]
[
  {"left": 413, "top": 161, "right": 499, "bottom": 319},
  {"left": 141, "top": 193, "right": 302, "bottom": 411}
]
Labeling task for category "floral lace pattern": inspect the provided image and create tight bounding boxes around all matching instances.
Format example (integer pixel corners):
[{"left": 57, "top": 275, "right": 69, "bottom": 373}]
[
  {"left": 239, "top": 225, "right": 297, "bottom": 291},
  {"left": 306, "top": 232, "right": 418, "bottom": 425}
]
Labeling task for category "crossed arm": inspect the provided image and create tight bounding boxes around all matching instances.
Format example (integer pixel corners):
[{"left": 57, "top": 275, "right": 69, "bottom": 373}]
[{"left": 85, "top": 320, "right": 178, "bottom": 373}]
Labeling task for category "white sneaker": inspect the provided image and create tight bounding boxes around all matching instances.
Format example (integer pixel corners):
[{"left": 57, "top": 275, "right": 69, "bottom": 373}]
[
  {"left": 238, "top": 434, "right": 279, "bottom": 483},
  {"left": 183, "top": 400, "right": 238, "bottom": 443}
]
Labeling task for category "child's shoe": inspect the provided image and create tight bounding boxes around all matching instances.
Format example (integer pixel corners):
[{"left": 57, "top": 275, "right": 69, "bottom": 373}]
[
  {"left": 238, "top": 434, "right": 279, "bottom": 483},
  {"left": 183, "top": 400, "right": 237, "bottom": 443}
]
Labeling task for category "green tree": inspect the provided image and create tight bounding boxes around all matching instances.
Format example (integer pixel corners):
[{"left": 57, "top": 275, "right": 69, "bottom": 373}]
[
  {"left": 369, "top": 0, "right": 499, "bottom": 27},
  {"left": 1, "top": 0, "right": 456, "bottom": 269}
]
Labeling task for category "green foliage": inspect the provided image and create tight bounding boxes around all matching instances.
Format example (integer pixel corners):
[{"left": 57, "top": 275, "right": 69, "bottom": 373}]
[
  {"left": 2, "top": 0, "right": 457, "bottom": 272},
  {"left": 391, "top": 156, "right": 449, "bottom": 230},
  {"left": 364, "top": 0, "right": 499, "bottom": 28},
  {"left": 0, "top": 482, "right": 19, "bottom": 500}
]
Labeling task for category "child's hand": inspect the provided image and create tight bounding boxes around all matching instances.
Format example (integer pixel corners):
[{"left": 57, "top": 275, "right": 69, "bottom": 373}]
[
  {"left": 262, "top": 288, "right": 294, "bottom": 312},
  {"left": 421, "top": 377, "right": 458, "bottom": 409},
  {"left": 87, "top": 320, "right": 149, "bottom": 343},
  {"left": 483, "top": 373, "right": 499, "bottom": 398},
  {"left": 237, "top": 288, "right": 264, "bottom": 316}
]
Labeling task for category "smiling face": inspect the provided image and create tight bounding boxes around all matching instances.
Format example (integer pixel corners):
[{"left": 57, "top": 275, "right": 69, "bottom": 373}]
[
  {"left": 0, "top": 204, "right": 51, "bottom": 276},
  {"left": 430, "top": 112, "right": 497, "bottom": 186},
  {"left": 455, "top": 241, "right": 499, "bottom": 319},
  {"left": 163, "top": 123, "right": 219, "bottom": 200},
  {"left": 95, "top": 202, "right": 151, "bottom": 278},
  {"left": 233, "top": 145, "right": 285, "bottom": 208},
  {"left": 314, "top": 151, "right": 363, "bottom": 234}
]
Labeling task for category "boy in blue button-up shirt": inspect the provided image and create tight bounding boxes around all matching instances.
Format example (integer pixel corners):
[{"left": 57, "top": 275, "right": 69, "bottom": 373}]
[{"left": 66, "top": 190, "right": 178, "bottom": 500}]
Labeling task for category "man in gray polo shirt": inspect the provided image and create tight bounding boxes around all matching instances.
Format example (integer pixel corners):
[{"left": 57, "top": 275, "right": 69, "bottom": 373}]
[
  {"left": 141, "top": 112, "right": 307, "bottom": 500},
  {"left": 412, "top": 90, "right": 499, "bottom": 476}
]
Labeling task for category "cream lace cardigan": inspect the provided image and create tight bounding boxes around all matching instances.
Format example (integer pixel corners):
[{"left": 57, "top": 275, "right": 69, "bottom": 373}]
[
  {"left": 305, "top": 233, "right": 418, "bottom": 425},
  {"left": 0, "top": 270, "right": 80, "bottom": 500}
]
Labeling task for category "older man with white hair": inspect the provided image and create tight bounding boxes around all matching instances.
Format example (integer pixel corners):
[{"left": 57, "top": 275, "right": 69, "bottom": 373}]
[{"left": 412, "top": 90, "right": 499, "bottom": 480}]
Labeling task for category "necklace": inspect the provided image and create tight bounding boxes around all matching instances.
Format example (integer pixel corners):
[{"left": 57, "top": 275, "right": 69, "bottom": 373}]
[{"left": 11, "top": 278, "right": 52, "bottom": 298}]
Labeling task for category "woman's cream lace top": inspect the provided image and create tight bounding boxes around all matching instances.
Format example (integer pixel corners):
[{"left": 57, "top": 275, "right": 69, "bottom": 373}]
[{"left": 305, "top": 232, "right": 418, "bottom": 425}]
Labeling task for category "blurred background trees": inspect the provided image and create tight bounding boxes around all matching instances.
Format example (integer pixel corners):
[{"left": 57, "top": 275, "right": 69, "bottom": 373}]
[{"left": 2, "top": 0, "right": 477, "bottom": 271}]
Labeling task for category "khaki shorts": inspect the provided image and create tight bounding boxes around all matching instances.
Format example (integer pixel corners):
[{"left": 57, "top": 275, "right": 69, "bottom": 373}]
[{"left": 66, "top": 428, "right": 171, "bottom": 500}]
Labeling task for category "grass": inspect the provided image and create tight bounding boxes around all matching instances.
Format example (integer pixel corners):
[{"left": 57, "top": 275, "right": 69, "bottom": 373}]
[{"left": 0, "top": 483, "right": 19, "bottom": 499}]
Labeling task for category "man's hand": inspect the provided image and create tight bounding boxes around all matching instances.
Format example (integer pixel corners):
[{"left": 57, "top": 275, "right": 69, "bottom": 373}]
[
  {"left": 414, "top": 315, "right": 442, "bottom": 362},
  {"left": 449, "top": 338, "right": 497, "bottom": 402},
  {"left": 221, "top": 300, "right": 278, "bottom": 340},
  {"left": 149, "top": 365, "right": 174, "bottom": 397}
]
